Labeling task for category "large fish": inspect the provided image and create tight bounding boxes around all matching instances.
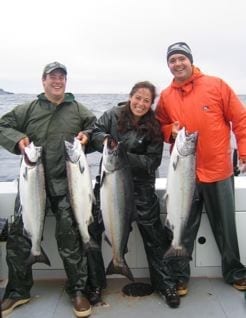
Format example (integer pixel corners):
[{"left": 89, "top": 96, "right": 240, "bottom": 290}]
[
  {"left": 164, "top": 127, "right": 198, "bottom": 258},
  {"left": 65, "top": 138, "right": 96, "bottom": 249},
  {"left": 19, "top": 142, "right": 50, "bottom": 266},
  {"left": 100, "top": 136, "right": 135, "bottom": 281}
]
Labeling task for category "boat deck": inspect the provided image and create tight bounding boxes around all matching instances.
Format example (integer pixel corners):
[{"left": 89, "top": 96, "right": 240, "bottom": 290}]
[
  {"left": 1, "top": 178, "right": 246, "bottom": 317},
  {"left": 1, "top": 277, "right": 245, "bottom": 318}
]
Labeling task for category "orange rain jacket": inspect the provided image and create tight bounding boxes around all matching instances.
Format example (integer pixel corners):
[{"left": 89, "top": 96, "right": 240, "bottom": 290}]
[{"left": 155, "top": 67, "right": 246, "bottom": 183}]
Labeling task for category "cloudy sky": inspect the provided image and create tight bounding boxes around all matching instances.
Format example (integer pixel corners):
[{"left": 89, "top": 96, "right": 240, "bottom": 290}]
[{"left": 1, "top": 0, "right": 245, "bottom": 94}]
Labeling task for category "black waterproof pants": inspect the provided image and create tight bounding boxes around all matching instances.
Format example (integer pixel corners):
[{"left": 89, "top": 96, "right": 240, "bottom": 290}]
[
  {"left": 3, "top": 194, "right": 88, "bottom": 300},
  {"left": 134, "top": 180, "right": 175, "bottom": 291},
  {"left": 174, "top": 176, "right": 246, "bottom": 285},
  {"left": 86, "top": 177, "right": 175, "bottom": 291},
  {"left": 86, "top": 177, "right": 107, "bottom": 291}
]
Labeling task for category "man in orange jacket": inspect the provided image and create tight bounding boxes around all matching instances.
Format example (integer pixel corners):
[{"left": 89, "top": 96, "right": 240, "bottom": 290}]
[{"left": 156, "top": 42, "right": 246, "bottom": 299}]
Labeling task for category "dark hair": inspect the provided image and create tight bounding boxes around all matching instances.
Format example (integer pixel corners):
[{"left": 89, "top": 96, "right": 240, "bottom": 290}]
[
  {"left": 129, "top": 81, "right": 156, "bottom": 104},
  {"left": 117, "top": 81, "right": 162, "bottom": 142}
]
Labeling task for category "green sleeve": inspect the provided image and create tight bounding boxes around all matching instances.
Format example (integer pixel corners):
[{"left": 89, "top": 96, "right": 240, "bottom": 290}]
[{"left": 0, "top": 103, "right": 31, "bottom": 154}]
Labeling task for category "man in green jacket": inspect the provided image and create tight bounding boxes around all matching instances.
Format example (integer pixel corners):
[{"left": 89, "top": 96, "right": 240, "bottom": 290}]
[{"left": 0, "top": 61, "right": 96, "bottom": 317}]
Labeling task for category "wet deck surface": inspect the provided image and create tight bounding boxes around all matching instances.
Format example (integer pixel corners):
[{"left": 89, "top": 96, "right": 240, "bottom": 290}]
[{"left": 1, "top": 277, "right": 246, "bottom": 318}]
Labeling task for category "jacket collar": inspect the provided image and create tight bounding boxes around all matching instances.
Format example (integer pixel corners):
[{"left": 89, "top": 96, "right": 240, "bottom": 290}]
[
  {"left": 171, "top": 66, "right": 203, "bottom": 95},
  {"left": 37, "top": 92, "right": 75, "bottom": 104}
]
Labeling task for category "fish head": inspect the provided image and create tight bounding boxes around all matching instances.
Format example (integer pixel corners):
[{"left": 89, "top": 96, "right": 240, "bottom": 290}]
[
  {"left": 176, "top": 127, "right": 198, "bottom": 156},
  {"left": 64, "top": 138, "right": 82, "bottom": 163},
  {"left": 23, "top": 142, "right": 42, "bottom": 166},
  {"left": 103, "top": 136, "right": 127, "bottom": 172},
  {"left": 105, "top": 136, "right": 118, "bottom": 155}
]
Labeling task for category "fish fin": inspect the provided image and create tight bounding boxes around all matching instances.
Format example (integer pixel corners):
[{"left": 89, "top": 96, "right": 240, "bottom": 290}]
[
  {"left": 23, "top": 227, "right": 30, "bottom": 237},
  {"left": 23, "top": 166, "right": 28, "bottom": 180},
  {"left": 100, "top": 172, "right": 106, "bottom": 187},
  {"left": 90, "top": 192, "right": 96, "bottom": 204},
  {"left": 163, "top": 192, "right": 168, "bottom": 204},
  {"left": 172, "top": 155, "right": 180, "bottom": 170},
  {"left": 106, "top": 259, "right": 134, "bottom": 282},
  {"left": 164, "top": 222, "right": 174, "bottom": 242},
  {"left": 79, "top": 160, "right": 85, "bottom": 174},
  {"left": 104, "top": 235, "right": 112, "bottom": 247},
  {"left": 84, "top": 238, "right": 100, "bottom": 251},
  {"left": 64, "top": 140, "right": 71, "bottom": 148},
  {"left": 163, "top": 245, "right": 189, "bottom": 259},
  {"left": 88, "top": 213, "right": 94, "bottom": 224},
  {"left": 165, "top": 218, "right": 174, "bottom": 232},
  {"left": 25, "top": 248, "right": 51, "bottom": 266}
]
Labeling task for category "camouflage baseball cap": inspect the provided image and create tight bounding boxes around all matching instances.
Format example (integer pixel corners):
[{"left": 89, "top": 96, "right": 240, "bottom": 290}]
[{"left": 42, "top": 61, "right": 67, "bottom": 76}]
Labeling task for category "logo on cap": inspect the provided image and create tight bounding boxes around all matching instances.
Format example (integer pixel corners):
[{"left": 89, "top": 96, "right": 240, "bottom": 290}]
[{"left": 43, "top": 61, "right": 67, "bottom": 75}]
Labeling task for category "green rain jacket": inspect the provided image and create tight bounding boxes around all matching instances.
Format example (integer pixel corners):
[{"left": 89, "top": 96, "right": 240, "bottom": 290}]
[{"left": 0, "top": 93, "right": 96, "bottom": 196}]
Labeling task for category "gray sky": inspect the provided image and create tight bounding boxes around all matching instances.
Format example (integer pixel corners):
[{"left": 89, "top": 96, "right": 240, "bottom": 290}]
[{"left": 1, "top": 0, "right": 245, "bottom": 94}]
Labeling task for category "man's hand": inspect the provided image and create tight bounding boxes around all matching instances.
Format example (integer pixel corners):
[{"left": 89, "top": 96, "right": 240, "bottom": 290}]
[
  {"left": 76, "top": 132, "right": 89, "bottom": 145},
  {"left": 239, "top": 158, "right": 246, "bottom": 174},
  {"left": 171, "top": 121, "right": 180, "bottom": 139},
  {"left": 18, "top": 137, "right": 30, "bottom": 154}
]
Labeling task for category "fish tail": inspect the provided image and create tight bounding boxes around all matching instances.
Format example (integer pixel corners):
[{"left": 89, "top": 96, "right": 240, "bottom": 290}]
[
  {"left": 26, "top": 248, "right": 51, "bottom": 266},
  {"left": 40, "top": 247, "right": 51, "bottom": 266},
  {"left": 106, "top": 259, "right": 134, "bottom": 282},
  {"left": 84, "top": 238, "right": 100, "bottom": 251}
]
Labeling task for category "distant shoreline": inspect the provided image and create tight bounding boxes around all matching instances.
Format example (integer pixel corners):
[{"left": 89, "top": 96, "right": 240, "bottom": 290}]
[{"left": 0, "top": 88, "right": 13, "bottom": 95}]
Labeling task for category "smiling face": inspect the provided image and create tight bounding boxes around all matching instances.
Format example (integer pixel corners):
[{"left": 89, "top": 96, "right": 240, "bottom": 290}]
[
  {"left": 167, "top": 53, "right": 193, "bottom": 83},
  {"left": 42, "top": 69, "right": 67, "bottom": 105},
  {"left": 129, "top": 88, "right": 153, "bottom": 120}
]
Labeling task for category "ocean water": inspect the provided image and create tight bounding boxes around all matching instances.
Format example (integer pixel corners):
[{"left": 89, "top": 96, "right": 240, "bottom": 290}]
[
  {"left": 0, "top": 93, "right": 170, "bottom": 181},
  {"left": 1, "top": 94, "right": 245, "bottom": 182}
]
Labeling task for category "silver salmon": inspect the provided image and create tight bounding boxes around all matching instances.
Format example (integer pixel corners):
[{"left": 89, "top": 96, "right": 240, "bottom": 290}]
[
  {"left": 100, "top": 136, "right": 135, "bottom": 281},
  {"left": 65, "top": 138, "right": 96, "bottom": 249},
  {"left": 19, "top": 142, "right": 50, "bottom": 266},
  {"left": 164, "top": 127, "right": 198, "bottom": 258}
]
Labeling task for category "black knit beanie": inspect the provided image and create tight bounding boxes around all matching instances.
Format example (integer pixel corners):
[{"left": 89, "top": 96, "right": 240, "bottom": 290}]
[{"left": 167, "top": 42, "right": 193, "bottom": 64}]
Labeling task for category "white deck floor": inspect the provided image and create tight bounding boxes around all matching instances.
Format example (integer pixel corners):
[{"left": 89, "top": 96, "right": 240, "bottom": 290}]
[{"left": 1, "top": 277, "right": 246, "bottom": 318}]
